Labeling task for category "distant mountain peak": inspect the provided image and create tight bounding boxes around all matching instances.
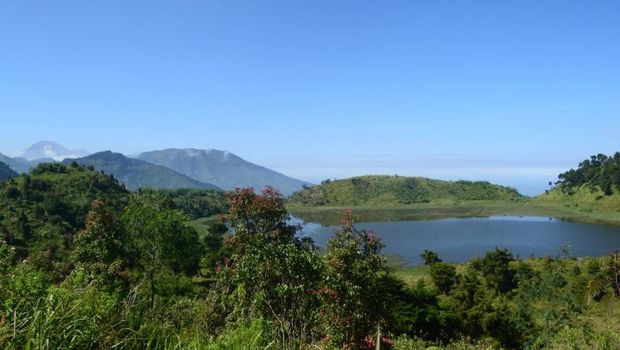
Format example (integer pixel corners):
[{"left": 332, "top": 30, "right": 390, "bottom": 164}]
[
  {"left": 137, "top": 148, "right": 311, "bottom": 195},
  {"left": 19, "top": 141, "right": 89, "bottom": 161}
]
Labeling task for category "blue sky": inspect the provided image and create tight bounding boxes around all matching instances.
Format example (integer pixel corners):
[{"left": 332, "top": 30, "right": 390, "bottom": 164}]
[{"left": 1, "top": 1, "right": 619, "bottom": 195}]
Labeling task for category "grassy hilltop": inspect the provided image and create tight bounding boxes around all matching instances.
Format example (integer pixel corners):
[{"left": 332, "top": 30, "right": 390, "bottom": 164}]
[
  {"left": 287, "top": 154, "right": 620, "bottom": 226},
  {"left": 288, "top": 175, "right": 522, "bottom": 206}
]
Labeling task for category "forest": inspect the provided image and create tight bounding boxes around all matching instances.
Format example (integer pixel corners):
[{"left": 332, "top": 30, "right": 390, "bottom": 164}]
[{"left": 1, "top": 163, "right": 620, "bottom": 349}]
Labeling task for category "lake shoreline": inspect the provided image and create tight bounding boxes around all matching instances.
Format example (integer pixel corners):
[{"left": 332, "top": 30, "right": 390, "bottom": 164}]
[{"left": 288, "top": 199, "right": 620, "bottom": 227}]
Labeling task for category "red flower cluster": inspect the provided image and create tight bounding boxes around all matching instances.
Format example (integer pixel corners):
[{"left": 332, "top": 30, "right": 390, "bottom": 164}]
[
  {"left": 339, "top": 209, "right": 355, "bottom": 226},
  {"left": 307, "top": 287, "right": 338, "bottom": 300},
  {"left": 363, "top": 335, "right": 395, "bottom": 349},
  {"left": 364, "top": 230, "right": 379, "bottom": 245}
]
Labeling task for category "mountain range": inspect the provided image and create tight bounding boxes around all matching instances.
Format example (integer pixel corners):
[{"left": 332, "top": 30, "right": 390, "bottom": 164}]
[
  {"left": 0, "top": 153, "right": 31, "bottom": 174},
  {"left": 137, "top": 148, "right": 311, "bottom": 195},
  {"left": 64, "top": 151, "right": 220, "bottom": 191},
  {"left": 1, "top": 142, "right": 311, "bottom": 194}
]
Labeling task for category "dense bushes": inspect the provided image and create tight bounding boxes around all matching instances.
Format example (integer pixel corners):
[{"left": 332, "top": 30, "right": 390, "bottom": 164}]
[
  {"left": 138, "top": 188, "right": 227, "bottom": 219},
  {"left": 1, "top": 168, "right": 620, "bottom": 349}
]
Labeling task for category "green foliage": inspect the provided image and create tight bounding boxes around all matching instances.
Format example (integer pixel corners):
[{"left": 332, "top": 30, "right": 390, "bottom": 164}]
[
  {"left": 430, "top": 262, "right": 457, "bottom": 294},
  {"left": 556, "top": 152, "right": 620, "bottom": 196},
  {"left": 139, "top": 188, "right": 227, "bottom": 219},
  {"left": 421, "top": 249, "right": 442, "bottom": 265},
  {"left": 0, "top": 162, "right": 128, "bottom": 279},
  {"left": 214, "top": 188, "right": 323, "bottom": 347},
  {"left": 381, "top": 276, "right": 446, "bottom": 340},
  {"left": 2, "top": 167, "right": 620, "bottom": 349},
  {"left": 319, "top": 210, "right": 389, "bottom": 347},
  {"left": 123, "top": 192, "right": 203, "bottom": 307},
  {"left": 73, "top": 200, "right": 131, "bottom": 289},
  {"left": 478, "top": 248, "right": 517, "bottom": 294},
  {"left": 289, "top": 175, "right": 522, "bottom": 206}
]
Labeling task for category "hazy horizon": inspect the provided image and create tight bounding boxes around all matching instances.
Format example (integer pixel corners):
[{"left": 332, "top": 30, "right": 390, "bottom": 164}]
[
  {"left": 2, "top": 1, "right": 619, "bottom": 196},
  {"left": 0, "top": 139, "right": 590, "bottom": 196}
]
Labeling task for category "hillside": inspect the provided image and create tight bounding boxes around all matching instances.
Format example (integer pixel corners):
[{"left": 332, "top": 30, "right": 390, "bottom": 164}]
[
  {"left": 0, "top": 161, "right": 18, "bottom": 180},
  {"left": 288, "top": 175, "right": 522, "bottom": 206},
  {"left": 537, "top": 186, "right": 620, "bottom": 212},
  {"left": 537, "top": 152, "right": 620, "bottom": 212},
  {"left": 137, "top": 148, "right": 311, "bottom": 195},
  {"left": 0, "top": 162, "right": 129, "bottom": 277},
  {"left": 0, "top": 153, "right": 31, "bottom": 173},
  {"left": 66, "top": 151, "right": 220, "bottom": 191}
]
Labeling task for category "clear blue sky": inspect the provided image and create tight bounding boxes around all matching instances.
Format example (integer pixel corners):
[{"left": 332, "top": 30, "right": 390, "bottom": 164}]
[{"left": 1, "top": 1, "right": 619, "bottom": 195}]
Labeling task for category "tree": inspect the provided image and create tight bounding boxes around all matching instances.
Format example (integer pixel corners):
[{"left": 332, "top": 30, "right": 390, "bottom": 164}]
[
  {"left": 430, "top": 262, "right": 457, "bottom": 294},
  {"left": 479, "top": 248, "right": 516, "bottom": 294},
  {"left": 122, "top": 193, "right": 202, "bottom": 307},
  {"left": 216, "top": 187, "right": 323, "bottom": 346},
  {"left": 73, "top": 200, "right": 129, "bottom": 288},
  {"left": 421, "top": 249, "right": 442, "bottom": 265},
  {"left": 319, "top": 210, "right": 388, "bottom": 347}
]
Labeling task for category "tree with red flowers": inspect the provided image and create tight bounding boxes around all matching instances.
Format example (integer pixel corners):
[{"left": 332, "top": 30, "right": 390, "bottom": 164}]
[
  {"left": 319, "top": 209, "right": 389, "bottom": 348},
  {"left": 216, "top": 187, "right": 323, "bottom": 347}
]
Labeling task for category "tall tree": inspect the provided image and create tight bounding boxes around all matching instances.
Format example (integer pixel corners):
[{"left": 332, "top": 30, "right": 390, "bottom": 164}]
[{"left": 122, "top": 193, "right": 202, "bottom": 307}]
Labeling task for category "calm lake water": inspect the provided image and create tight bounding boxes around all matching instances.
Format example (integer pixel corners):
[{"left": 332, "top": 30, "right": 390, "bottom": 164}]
[{"left": 294, "top": 216, "right": 620, "bottom": 265}]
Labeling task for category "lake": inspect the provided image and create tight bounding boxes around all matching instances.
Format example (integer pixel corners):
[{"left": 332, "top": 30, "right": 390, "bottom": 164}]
[{"left": 294, "top": 215, "right": 620, "bottom": 265}]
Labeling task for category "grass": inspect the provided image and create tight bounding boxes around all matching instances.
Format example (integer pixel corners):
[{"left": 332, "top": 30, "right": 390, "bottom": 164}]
[
  {"left": 393, "top": 265, "right": 431, "bottom": 286},
  {"left": 188, "top": 215, "right": 221, "bottom": 238},
  {"left": 288, "top": 175, "right": 521, "bottom": 207},
  {"left": 288, "top": 198, "right": 620, "bottom": 226}
]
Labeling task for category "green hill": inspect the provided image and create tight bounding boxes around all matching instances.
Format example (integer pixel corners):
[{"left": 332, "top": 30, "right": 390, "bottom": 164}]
[
  {"left": 537, "top": 186, "right": 620, "bottom": 212},
  {"left": 0, "top": 161, "right": 18, "bottom": 181},
  {"left": 0, "top": 163, "right": 129, "bottom": 277},
  {"left": 66, "top": 151, "right": 220, "bottom": 191},
  {"left": 537, "top": 152, "right": 620, "bottom": 212},
  {"left": 288, "top": 175, "right": 522, "bottom": 206},
  {"left": 553, "top": 152, "right": 620, "bottom": 196}
]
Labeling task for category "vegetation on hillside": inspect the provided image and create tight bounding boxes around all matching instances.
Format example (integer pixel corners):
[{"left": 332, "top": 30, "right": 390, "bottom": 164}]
[
  {"left": 1, "top": 167, "right": 619, "bottom": 349},
  {"left": 289, "top": 175, "right": 522, "bottom": 206},
  {"left": 0, "top": 161, "right": 18, "bottom": 181},
  {"left": 537, "top": 153, "right": 620, "bottom": 216},
  {"left": 0, "top": 163, "right": 129, "bottom": 280},
  {"left": 137, "top": 188, "right": 227, "bottom": 219},
  {"left": 555, "top": 152, "right": 620, "bottom": 196}
]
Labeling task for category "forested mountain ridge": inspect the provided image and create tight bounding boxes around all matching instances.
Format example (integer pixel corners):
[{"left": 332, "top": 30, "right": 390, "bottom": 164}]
[
  {"left": 65, "top": 151, "right": 220, "bottom": 191},
  {"left": 288, "top": 175, "right": 522, "bottom": 206},
  {"left": 0, "top": 152, "right": 31, "bottom": 173},
  {"left": 137, "top": 148, "right": 311, "bottom": 195},
  {"left": 0, "top": 161, "right": 18, "bottom": 181}
]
